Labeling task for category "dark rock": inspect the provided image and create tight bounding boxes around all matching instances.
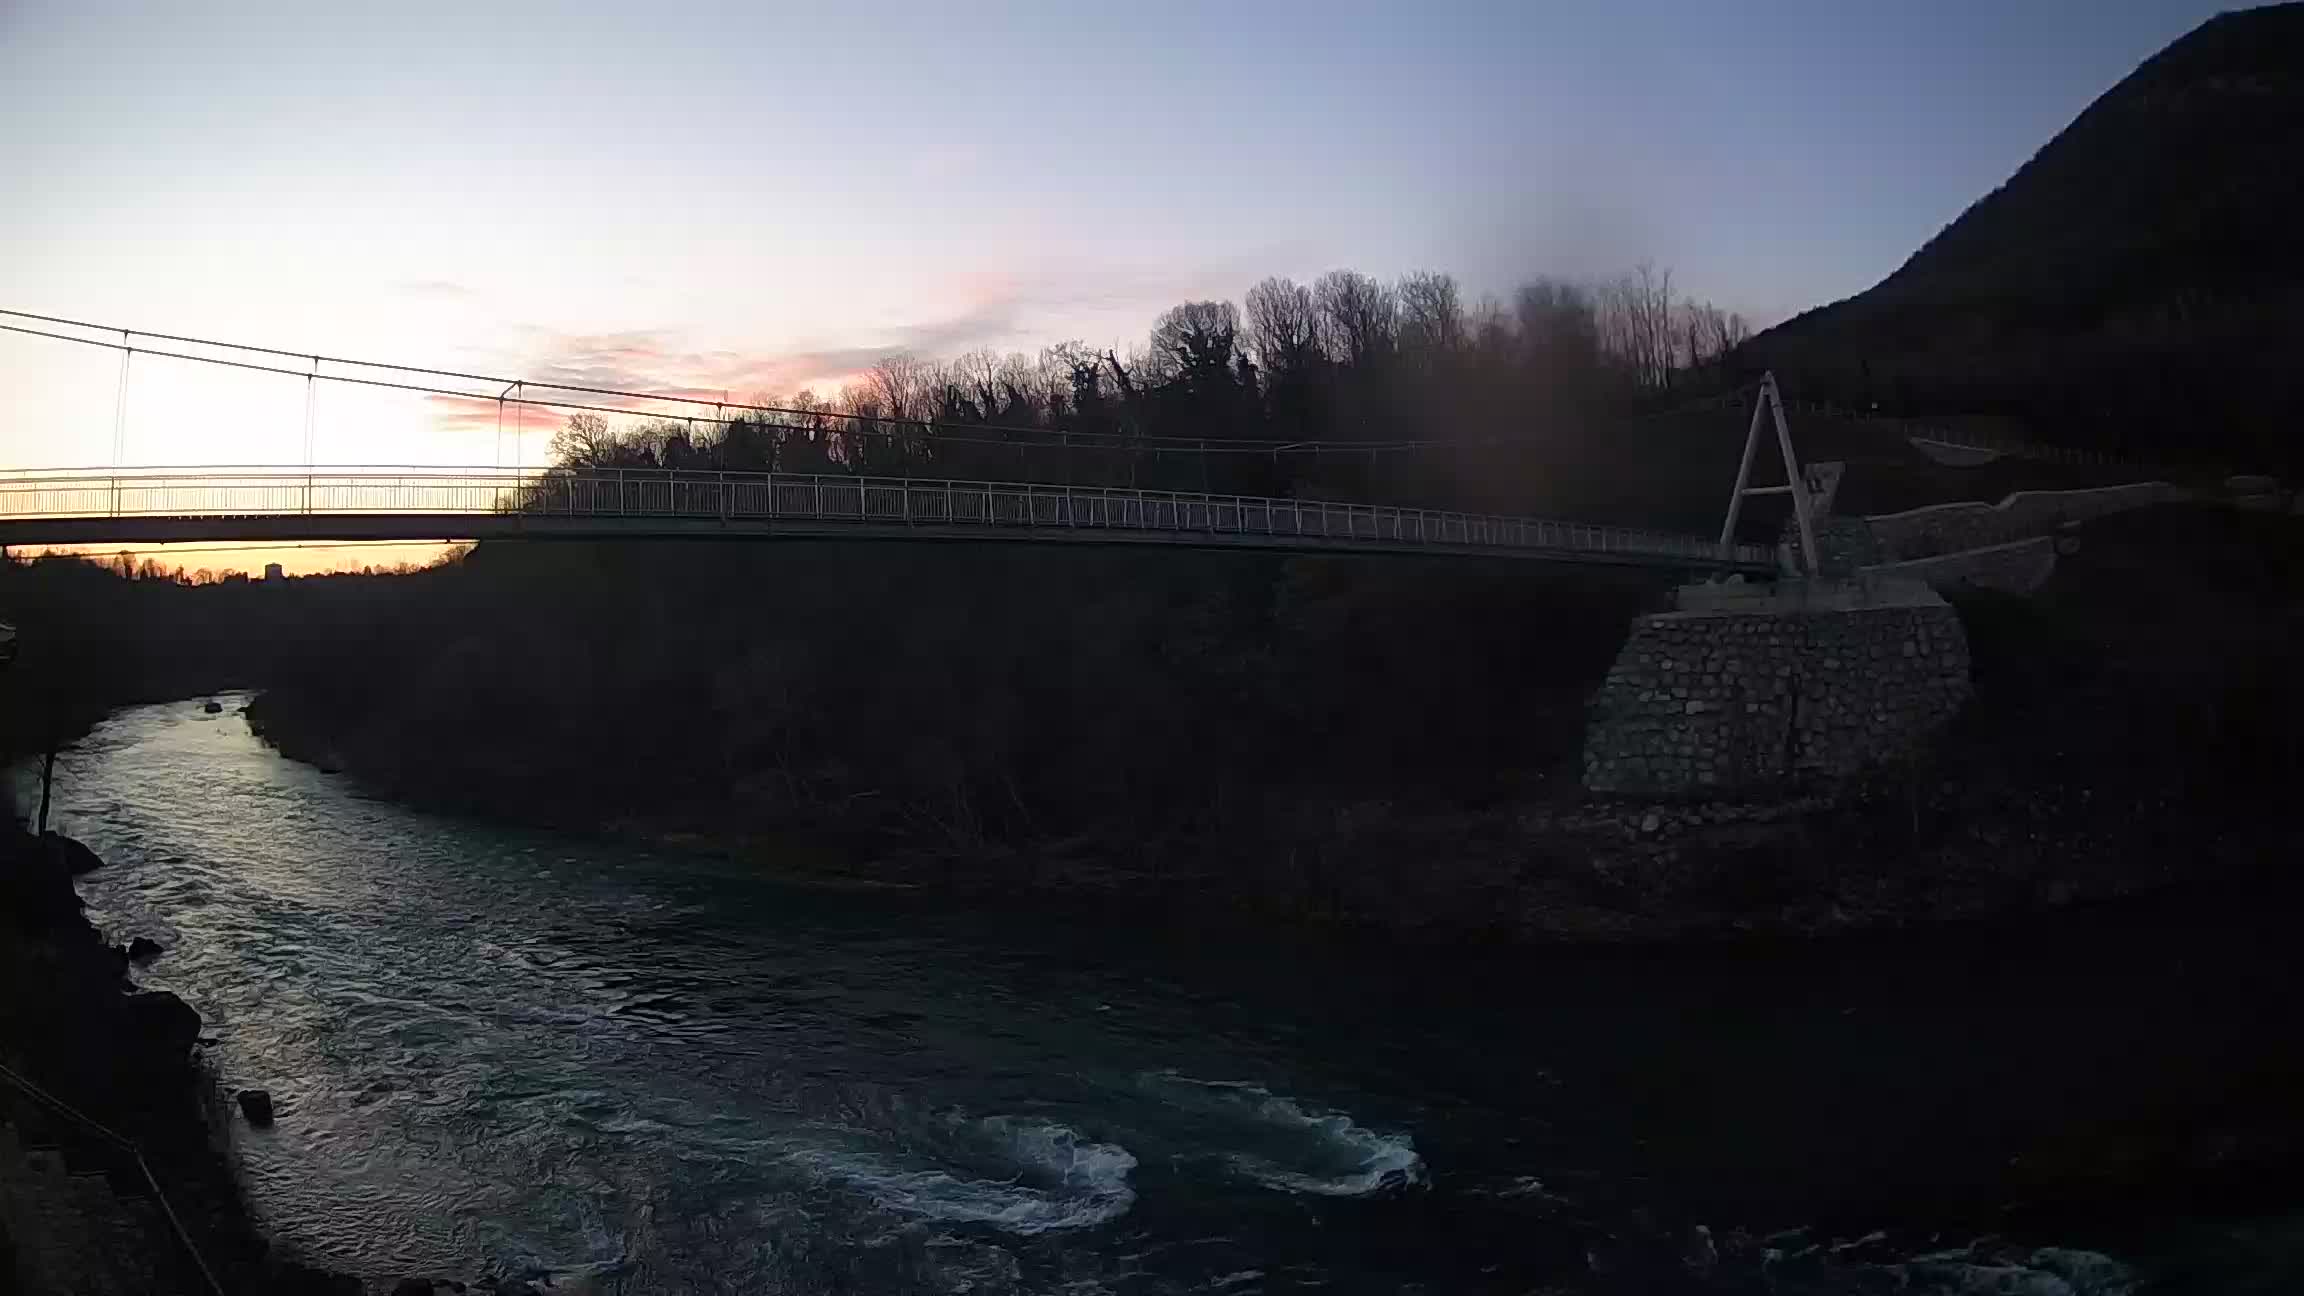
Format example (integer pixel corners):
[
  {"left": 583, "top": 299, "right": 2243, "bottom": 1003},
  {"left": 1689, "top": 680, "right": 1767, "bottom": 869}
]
[
  {"left": 392, "top": 1279, "right": 438, "bottom": 1296},
  {"left": 238, "top": 1087, "right": 276, "bottom": 1126},
  {"left": 127, "top": 935, "right": 165, "bottom": 963},
  {"left": 43, "top": 831, "right": 106, "bottom": 876},
  {"left": 202, "top": 700, "right": 224, "bottom": 714},
  {"left": 122, "top": 990, "right": 201, "bottom": 1059},
  {"left": 0, "top": 837, "right": 85, "bottom": 932}
]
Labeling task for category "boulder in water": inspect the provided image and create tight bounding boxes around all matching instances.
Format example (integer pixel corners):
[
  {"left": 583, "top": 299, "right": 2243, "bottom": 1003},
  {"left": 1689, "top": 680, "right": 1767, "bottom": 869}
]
[
  {"left": 127, "top": 936, "right": 165, "bottom": 964},
  {"left": 202, "top": 700, "right": 224, "bottom": 713},
  {"left": 238, "top": 1088, "right": 276, "bottom": 1127}
]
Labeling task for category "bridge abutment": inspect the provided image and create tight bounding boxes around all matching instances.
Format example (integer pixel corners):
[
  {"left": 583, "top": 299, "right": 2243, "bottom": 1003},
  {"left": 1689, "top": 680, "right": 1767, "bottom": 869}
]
[{"left": 1582, "top": 575, "right": 1971, "bottom": 798}]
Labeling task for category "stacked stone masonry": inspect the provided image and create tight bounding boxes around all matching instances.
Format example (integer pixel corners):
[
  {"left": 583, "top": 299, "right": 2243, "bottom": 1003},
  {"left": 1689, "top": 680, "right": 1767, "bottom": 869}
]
[{"left": 1583, "top": 603, "right": 1971, "bottom": 798}]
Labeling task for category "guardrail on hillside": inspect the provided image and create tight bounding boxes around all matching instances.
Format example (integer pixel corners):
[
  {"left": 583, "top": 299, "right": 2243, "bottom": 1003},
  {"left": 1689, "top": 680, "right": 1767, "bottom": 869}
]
[{"left": 0, "top": 467, "right": 1779, "bottom": 568}]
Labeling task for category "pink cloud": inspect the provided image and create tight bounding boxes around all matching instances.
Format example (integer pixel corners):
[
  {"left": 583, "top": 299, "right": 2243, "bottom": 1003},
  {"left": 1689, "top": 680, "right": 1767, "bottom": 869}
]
[
  {"left": 421, "top": 261, "right": 1242, "bottom": 440},
  {"left": 426, "top": 393, "right": 544, "bottom": 437}
]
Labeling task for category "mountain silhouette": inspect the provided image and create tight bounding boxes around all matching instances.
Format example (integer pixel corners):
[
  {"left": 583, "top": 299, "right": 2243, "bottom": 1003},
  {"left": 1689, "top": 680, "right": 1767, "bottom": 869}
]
[{"left": 1744, "top": 2, "right": 2304, "bottom": 469}]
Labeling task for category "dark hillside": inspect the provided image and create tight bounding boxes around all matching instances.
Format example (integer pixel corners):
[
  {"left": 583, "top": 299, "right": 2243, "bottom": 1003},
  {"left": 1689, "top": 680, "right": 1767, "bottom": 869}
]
[
  {"left": 243, "top": 543, "right": 1670, "bottom": 850},
  {"left": 1744, "top": 3, "right": 2304, "bottom": 469}
]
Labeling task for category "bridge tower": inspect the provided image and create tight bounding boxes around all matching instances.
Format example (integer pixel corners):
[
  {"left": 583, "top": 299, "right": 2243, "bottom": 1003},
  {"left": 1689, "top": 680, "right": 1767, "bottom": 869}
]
[
  {"left": 1580, "top": 374, "right": 1974, "bottom": 798},
  {"left": 1717, "top": 372, "right": 1821, "bottom": 574}
]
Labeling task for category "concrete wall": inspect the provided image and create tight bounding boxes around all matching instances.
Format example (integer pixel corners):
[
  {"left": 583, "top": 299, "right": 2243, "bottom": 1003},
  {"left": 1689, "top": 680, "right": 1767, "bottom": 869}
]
[
  {"left": 1908, "top": 438, "right": 2005, "bottom": 467},
  {"left": 1809, "top": 517, "right": 1885, "bottom": 575},
  {"left": 1866, "top": 536, "right": 2059, "bottom": 596},
  {"left": 1862, "top": 482, "right": 2186, "bottom": 561},
  {"left": 1583, "top": 581, "right": 1970, "bottom": 798}
]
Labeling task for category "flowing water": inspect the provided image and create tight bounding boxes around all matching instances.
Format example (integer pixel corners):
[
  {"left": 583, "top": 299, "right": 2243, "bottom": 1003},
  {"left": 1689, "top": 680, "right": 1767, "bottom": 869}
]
[{"left": 27, "top": 698, "right": 2304, "bottom": 1293}]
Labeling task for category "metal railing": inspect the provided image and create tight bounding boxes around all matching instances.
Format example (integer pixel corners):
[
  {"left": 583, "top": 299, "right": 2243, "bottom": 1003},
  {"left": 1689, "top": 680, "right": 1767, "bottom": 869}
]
[
  {"left": 0, "top": 1055, "right": 225, "bottom": 1295},
  {"left": 0, "top": 467, "right": 1777, "bottom": 567}
]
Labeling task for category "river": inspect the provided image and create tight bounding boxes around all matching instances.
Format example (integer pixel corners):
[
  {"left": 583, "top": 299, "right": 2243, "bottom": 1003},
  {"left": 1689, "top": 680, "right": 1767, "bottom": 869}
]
[{"left": 25, "top": 698, "right": 2304, "bottom": 1293}]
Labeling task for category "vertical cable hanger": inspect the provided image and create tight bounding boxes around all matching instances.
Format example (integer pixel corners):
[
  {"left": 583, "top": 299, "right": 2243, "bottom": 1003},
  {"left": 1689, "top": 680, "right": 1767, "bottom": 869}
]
[
  {"left": 303, "top": 356, "right": 319, "bottom": 465},
  {"left": 496, "top": 381, "right": 517, "bottom": 470},
  {"left": 111, "top": 329, "right": 132, "bottom": 517},
  {"left": 303, "top": 356, "right": 319, "bottom": 514},
  {"left": 112, "top": 329, "right": 133, "bottom": 465}
]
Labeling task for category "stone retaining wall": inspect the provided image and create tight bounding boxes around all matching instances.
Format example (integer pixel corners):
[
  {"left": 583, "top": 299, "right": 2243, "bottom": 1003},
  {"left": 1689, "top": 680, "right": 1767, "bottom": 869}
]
[{"left": 1583, "top": 590, "right": 1970, "bottom": 798}]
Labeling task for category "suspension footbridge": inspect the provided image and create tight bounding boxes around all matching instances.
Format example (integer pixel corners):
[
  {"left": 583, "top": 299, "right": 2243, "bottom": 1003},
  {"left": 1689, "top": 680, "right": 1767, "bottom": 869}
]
[
  {"left": 0, "top": 311, "right": 1781, "bottom": 572},
  {"left": 0, "top": 468, "right": 1775, "bottom": 570}
]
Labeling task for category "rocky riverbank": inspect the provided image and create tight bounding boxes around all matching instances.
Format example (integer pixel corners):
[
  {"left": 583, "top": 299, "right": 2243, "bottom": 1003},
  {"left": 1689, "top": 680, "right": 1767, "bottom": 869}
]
[
  {"left": 0, "top": 827, "right": 560, "bottom": 1295},
  {"left": 247, "top": 681, "right": 2300, "bottom": 950}
]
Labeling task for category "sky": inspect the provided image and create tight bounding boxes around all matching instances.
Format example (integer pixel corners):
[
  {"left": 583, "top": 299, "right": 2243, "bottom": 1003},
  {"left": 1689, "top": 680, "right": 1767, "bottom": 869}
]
[{"left": 0, "top": 0, "right": 2239, "bottom": 570}]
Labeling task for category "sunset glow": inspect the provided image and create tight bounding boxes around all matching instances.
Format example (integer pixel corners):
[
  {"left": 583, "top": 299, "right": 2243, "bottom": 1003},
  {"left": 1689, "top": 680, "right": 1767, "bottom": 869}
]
[{"left": 2, "top": 0, "right": 2229, "bottom": 570}]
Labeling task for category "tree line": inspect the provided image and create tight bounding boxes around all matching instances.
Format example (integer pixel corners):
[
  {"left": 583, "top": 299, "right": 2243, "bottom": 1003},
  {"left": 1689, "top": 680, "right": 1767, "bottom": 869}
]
[{"left": 538, "top": 264, "right": 1749, "bottom": 514}]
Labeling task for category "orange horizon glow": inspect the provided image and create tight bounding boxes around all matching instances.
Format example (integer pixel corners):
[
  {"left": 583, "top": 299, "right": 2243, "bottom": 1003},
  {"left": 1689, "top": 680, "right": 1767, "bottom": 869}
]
[{"left": 25, "top": 540, "right": 465, "bottom": 578}]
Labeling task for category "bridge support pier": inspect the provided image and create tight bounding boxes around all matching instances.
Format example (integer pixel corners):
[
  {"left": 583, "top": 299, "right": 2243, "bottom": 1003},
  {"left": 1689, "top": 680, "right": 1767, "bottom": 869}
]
[{"left": 1581, "top": 575, "right": 1971, "bottom": 798}]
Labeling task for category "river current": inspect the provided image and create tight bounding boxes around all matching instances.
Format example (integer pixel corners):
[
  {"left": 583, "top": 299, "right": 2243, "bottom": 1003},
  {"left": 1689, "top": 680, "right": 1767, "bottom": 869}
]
[{"left": 28, "top": 698, "right": 2300, "bottom": 1293}]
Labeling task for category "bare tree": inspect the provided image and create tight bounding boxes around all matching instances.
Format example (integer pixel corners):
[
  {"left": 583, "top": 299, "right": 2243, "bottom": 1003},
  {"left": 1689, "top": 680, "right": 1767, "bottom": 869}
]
[
  {"left": 1671, "top": 299, "right": 1752, "bottom": 374},
  {"left": 1103, "top": 348, "right": 1140, "bottom": 404},
  {"left": 551, "top": 412, "right": 618, "bottom": 466},
  {"left": 835, "top": 383, "right": 886, "bottom": 468},
  {"left": 1516, "top": 277, "right": 1603, "bottom": 387},
  {"left": 867, "top": 352, "right": 936, "bottom": 425},
  {"left": 1313, "top": 270, "right": 1397, "bottom": 368},
  {"left": 976, "top": 351, "right": 1032, "bottom": 422},
  {"left": 1634, "top": 262, "right": 1676, "bottom": 388},
  {"left": 1596, "top": 262, "right": 1678, "bottom": 389},
  {"left": 780, "top": 389, "right": 839, "bottom": 471},
  {"left": 1032, "top": 345, "right": 1082, "bottom": 418},
  {"left": 948, "top": 348, "right": 1005, "bottom": 419},
  {"left": 1148, "top": 300, "right": 1242, "bottom": 383},
  {"left": 1396, "top": 270, "right": 1466, "bottom": 363},
  {"left": 1469, "top": 295, "right": 1513, "bottom": 363},
  {"left": 1243, "top": 277, "right": 1320, "bottom": 384},
  {"left": 1045, "top": 341, "right": 1109, "bottom": 417}
]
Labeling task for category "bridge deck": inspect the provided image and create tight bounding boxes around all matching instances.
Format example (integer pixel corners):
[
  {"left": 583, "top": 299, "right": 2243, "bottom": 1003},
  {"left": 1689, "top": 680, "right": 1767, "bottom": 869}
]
[{"left": 0, "top": 469, "right": 1777, "bottom": 572}]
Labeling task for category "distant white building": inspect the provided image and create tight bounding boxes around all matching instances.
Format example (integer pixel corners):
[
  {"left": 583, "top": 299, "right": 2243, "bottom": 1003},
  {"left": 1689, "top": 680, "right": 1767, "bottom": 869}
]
[{"left": 263, "top": 562, "right": 285, "bottom": 582}]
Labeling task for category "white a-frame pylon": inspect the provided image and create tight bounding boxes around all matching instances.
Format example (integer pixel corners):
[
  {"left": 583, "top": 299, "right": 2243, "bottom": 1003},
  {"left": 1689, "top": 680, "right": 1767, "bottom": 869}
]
[{"left": 1717, "top": 371, "right": 1818, "bottom": 575}]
